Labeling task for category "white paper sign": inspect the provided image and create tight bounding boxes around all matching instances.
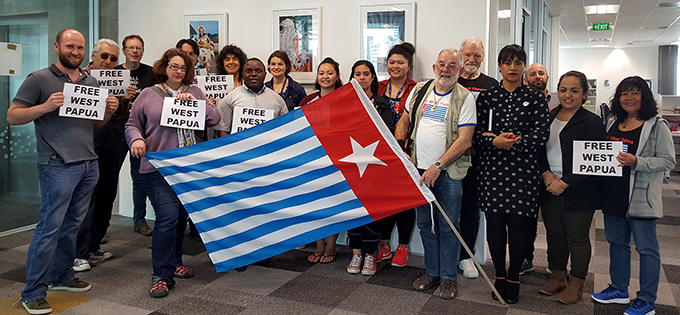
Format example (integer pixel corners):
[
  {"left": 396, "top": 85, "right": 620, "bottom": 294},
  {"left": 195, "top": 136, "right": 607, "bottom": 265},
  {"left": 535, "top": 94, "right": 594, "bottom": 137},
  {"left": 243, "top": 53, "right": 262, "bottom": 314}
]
[
  {"left": 59, "top": 83, "right": 107, "bottom": 121},
  {"left": 193, "top": 75, "right": 234, "bottom": 100},
  {"left": 572, "top": 140, "right": 623, "bottom": 177},
  {"left": 160, "top": 97, "right": 206, "bottom": 130},
  {"left": 195, "top": 68, "right": 209, "bottom": 77},
  {"left": 90, "top": 69, "right": 130, "bottom": 96},
  {"left": 231, "top": 107, "right": 275, "bottom": 133}
]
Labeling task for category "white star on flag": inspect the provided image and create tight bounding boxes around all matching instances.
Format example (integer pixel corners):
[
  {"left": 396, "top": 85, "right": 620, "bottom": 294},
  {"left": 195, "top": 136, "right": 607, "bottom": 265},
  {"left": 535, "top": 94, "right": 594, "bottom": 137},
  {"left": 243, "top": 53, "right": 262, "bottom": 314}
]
[{"left": 338, "top": 137, "right": 387, "bottom": 177}]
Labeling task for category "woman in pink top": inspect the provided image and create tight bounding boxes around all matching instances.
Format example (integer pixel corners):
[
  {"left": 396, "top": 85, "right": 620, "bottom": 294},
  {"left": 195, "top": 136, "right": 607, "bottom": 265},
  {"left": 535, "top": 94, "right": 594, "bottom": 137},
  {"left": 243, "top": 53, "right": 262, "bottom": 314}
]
[{"left": 125, "top": 48, "right": 220, "bottom": 299}]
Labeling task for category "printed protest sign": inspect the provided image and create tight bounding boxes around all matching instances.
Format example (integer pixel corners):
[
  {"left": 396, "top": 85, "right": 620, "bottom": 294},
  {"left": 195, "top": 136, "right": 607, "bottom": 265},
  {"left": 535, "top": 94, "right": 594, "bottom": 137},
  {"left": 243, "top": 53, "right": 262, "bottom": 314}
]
[
  {"left": 194, "top": 75, "right": 234, "bottom": 100},
  {"left": 231, "top": 107, "right": 275, "bottom": 133},
  {"left": 90, "top": 69, "right": 130, "bottom": 96},
  {"left": 573, "top": 140, "right": 623, "bottom": 177},
  {"left": 59, "top": 83, "right": 107, "bottom": 121},
  {"left": 160, "top": 97, "right": 206, "bottom": 130}
]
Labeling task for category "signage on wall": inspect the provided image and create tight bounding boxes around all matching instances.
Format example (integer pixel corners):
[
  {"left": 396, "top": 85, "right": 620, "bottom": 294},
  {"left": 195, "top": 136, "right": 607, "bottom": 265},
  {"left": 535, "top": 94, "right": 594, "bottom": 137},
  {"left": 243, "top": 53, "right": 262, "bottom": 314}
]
[{"left": 592, "top": 23, "right": 610, "bottom": 31}]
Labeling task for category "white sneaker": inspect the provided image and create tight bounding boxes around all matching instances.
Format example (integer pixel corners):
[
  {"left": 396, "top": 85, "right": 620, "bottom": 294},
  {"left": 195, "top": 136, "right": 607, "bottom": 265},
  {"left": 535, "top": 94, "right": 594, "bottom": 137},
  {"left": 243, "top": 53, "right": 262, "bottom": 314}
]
[
  {"left": 458, "top": 258, "right": 479, "bottom": 279},
  {"left": 72, "top": 258, "right": 91, "bottom": 272}
]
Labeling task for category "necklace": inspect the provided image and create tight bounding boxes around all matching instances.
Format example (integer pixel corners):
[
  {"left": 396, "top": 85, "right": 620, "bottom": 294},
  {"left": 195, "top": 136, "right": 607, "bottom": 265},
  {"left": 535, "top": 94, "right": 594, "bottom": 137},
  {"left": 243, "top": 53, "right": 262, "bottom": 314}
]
[{"left": 430, "top": 87, "right": 449, "bottom": 112}]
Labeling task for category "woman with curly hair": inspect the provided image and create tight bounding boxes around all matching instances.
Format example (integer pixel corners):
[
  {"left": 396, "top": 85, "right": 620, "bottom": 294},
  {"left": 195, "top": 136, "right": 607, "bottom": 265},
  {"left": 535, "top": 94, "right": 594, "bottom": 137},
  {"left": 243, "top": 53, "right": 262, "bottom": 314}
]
[{"left": 216, "top": 44, "right": 247, "bottom": 88}]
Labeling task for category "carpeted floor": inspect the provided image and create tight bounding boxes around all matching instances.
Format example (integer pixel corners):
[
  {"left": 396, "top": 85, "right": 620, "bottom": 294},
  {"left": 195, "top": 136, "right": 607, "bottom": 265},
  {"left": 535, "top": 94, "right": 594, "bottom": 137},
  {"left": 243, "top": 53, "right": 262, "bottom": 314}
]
[{"left": 1, "top": 175, "right": 679, "bottom": 314}]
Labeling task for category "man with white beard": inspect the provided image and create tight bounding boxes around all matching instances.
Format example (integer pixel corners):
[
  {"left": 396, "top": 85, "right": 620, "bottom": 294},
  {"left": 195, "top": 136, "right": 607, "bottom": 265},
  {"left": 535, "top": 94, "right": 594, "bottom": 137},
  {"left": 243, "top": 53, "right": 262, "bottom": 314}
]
[{"left": 456, "top": 36, "right": 498, "bottom": 280}]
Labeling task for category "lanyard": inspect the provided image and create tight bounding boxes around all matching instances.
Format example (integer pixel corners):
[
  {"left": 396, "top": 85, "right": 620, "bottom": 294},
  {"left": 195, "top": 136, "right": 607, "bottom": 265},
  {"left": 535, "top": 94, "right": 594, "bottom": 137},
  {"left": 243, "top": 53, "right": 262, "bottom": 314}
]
[{"left": 388, "top": 79, "right": 406, "bottom": 113}]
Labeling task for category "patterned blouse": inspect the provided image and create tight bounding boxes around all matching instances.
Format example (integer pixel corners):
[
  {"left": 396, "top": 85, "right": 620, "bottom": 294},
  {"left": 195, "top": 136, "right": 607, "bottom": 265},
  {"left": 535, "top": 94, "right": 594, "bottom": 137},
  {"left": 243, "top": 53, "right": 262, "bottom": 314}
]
[{"left": 474, "top": 83, "right": 549, "bottom": 218}]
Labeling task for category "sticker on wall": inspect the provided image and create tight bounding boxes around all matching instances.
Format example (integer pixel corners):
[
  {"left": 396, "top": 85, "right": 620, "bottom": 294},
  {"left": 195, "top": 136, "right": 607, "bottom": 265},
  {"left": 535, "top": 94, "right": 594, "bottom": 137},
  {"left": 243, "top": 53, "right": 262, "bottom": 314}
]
[{"left": 604, "top": 79, "right": 610, "bottom": 88}]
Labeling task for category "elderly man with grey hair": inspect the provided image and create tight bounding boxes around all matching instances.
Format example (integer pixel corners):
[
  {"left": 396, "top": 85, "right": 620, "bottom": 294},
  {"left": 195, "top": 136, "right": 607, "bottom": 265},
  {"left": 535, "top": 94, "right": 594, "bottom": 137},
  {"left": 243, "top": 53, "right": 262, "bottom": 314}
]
[
  {"left": 456, "top": 36, "right": 499, "bottom": 280},
  {"left": 394, "top": 48, "right": 477, "bottom": 299},
  {"left": 73, "top": 38, "right": 124, "bottom": 272}
]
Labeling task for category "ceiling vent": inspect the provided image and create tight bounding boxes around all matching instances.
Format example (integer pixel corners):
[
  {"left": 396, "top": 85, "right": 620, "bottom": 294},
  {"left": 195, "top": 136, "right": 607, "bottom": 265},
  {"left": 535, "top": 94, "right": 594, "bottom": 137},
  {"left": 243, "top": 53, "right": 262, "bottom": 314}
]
[{"left": 659, "top": 2, "right": 680, "bottom": 8}]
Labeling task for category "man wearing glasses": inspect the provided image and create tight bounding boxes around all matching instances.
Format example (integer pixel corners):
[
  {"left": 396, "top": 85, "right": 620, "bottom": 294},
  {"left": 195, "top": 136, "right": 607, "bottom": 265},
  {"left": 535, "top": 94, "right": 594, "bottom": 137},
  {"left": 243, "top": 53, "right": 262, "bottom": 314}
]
[
  {"left": 456, "top": 36, "right": 499, "bottom": 280},
  {"left": 73, "top": 39, "right": 123, "bottom": 272},
  {"left": 394, "top": 48, "right": 476, "bottom": 300},
  {"left": 215, "top": 58, "right": 288, "bottom": 137},
  {"left": 115, "top": 35, "right": 155, "bottom": 237}
]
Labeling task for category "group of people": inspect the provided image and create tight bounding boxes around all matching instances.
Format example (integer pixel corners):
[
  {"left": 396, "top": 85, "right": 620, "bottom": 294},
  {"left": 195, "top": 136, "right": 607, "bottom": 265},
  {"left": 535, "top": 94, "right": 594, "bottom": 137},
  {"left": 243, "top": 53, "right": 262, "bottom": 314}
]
[{"left": 7, "top": 28, "right": 675, "bottom": 315}]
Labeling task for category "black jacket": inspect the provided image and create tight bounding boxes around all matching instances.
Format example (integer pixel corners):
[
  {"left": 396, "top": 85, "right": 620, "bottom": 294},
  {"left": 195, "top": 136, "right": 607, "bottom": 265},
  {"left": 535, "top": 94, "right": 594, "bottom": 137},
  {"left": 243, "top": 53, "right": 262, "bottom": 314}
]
[
  {"left": 539, "top": 106, "right": 607, "bottom": 211},
  {"left": 373, "top": 95, "right": 395, "bottom": 134}
]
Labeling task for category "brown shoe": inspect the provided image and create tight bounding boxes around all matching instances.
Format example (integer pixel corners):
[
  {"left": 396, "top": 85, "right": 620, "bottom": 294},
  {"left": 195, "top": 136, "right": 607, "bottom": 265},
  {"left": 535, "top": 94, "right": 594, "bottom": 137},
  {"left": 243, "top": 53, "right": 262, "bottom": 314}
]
[
  {"left": 558, "top": 276, "right": 585, "bottom": 304},
  {"left": 134, "top": 221, "right": 153, "bottom": 236},
  {"left": 538, "top": 270, "right": 567, "bottom": 295}
]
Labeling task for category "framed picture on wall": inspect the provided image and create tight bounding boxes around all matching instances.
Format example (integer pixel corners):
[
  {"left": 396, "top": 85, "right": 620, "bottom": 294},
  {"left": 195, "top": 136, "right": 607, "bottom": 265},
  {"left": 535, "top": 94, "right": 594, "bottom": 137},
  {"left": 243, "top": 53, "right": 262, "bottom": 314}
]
[
  {"left": 360, "top": 3, "right": 416, "bottom": 81},
  {"left": 184, "top": 13, "right": 228, "bottom": 74},
  {"left": 272, "top": 7, "right": 321, "bottom": 84}
]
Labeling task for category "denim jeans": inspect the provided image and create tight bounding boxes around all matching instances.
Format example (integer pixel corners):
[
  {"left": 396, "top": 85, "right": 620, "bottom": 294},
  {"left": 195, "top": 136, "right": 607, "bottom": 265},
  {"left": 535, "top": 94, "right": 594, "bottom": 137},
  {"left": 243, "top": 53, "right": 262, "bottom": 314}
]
[
  {"left": 415, "top": 171, "right": 462, "bottom": 281},
  {"left": 604, "top": 214, "right": 660, "bottom": 304},
  {"left": 22, "top": 158, "right": 98, "bottom": 302},
  {"left": 142, "top": 171, "right": 187, "bottom": 286},
  {"left": 130, "top": 155, "right": 149, "bottom": 224}
]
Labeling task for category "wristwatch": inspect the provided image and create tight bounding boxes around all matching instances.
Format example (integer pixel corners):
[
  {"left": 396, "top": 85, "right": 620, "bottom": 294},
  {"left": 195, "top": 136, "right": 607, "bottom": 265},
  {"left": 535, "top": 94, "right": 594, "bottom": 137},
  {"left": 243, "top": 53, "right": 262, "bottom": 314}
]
[{"left": 435, "top": 161, "right": 443, "bottom": 170}]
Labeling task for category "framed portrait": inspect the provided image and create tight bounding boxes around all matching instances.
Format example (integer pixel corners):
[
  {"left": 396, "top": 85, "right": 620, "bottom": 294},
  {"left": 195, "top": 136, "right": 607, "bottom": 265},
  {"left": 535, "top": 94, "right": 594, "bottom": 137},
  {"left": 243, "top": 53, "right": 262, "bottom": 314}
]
[
  {"left": 360, "top": 3, "right": 416, "bottom": 81},
  {"left": 272, "top": 7, "right": 321, "bottom": 84},
  {"left": 184, "top": 13, "right": 228, "bottom": 74}
]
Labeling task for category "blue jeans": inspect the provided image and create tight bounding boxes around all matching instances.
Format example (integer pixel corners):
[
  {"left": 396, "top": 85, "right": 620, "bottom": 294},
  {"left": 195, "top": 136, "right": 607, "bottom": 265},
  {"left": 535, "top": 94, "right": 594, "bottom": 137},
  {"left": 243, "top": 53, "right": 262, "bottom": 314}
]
[
  {"left": 130, "top": 155, "right": 149, "bottom": 224},
  {"left": 416, "top": 171, "right": 462, "bottom": 281},
  {"left": 142, "top": 171, "right": 187, "bottom": 286},
  {"left": 22, "top": 158, "right": 98, "bottom": 302},
  {"left": 604, "top": 214, "right": 660, "bottom": 304}
]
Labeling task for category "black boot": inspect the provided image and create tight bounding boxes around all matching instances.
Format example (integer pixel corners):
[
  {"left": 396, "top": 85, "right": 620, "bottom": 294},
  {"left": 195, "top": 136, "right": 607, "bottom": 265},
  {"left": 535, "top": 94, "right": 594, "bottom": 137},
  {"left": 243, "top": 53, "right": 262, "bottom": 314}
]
[
  {"left": 505, "top": 281, "right": 520, "bottom": 304},
  {"left": 492, "top": 278, "right": 506, "bottom": 301}
]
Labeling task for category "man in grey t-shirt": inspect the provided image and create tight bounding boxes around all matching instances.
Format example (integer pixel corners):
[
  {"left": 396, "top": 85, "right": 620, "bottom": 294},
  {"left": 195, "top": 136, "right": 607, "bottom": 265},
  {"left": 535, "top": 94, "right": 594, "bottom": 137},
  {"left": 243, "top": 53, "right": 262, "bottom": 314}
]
[
  {"left": 7, "top": 29, "right": 117, "bottom": 315},
  {"left": 215, "top": 58, "right": 288, "bottom": 136}
]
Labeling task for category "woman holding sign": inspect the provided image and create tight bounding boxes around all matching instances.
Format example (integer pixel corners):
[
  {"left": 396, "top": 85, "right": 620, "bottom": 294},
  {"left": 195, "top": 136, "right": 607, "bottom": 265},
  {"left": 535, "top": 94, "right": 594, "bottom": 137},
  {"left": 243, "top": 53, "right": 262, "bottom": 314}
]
[
  {"left": 537, "top": 71, "right": 606, "bottom": 304},
  {"left": 125, "top": 48, "right": 221, "bottom": 299},
  {"left": 592, "top": 76, "right": 675, "bottom": 315},
  {"left": 474, "top": 44, "right": 549, "bottom": 304}
]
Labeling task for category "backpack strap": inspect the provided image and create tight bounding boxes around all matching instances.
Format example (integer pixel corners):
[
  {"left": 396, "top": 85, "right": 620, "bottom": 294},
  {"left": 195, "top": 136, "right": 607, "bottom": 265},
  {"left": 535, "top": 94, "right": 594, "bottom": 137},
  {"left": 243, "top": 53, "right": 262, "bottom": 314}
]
[{"left": 408, "top": 79, "right": 435, "bottom": 137}]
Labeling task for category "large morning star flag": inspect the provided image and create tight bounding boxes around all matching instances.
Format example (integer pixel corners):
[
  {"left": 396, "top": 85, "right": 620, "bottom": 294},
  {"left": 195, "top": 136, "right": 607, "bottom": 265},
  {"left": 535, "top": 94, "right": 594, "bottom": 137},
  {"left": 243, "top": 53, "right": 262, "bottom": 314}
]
[{"left": 146, "top": 80, "right": 435, "bottom": 272}]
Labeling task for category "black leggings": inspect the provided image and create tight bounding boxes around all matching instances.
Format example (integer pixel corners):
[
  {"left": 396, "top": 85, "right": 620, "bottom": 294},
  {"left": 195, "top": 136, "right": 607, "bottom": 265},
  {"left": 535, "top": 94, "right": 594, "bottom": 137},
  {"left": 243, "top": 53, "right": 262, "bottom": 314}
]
[
  {"left": 379, "top": 208, "right": 415, "bottom": 245},
  {"left": 348, "top": 220, "right": 381, "bottom": 255},
  {"left": 485, "top": 212, "right": 536, "bottom": 282}
]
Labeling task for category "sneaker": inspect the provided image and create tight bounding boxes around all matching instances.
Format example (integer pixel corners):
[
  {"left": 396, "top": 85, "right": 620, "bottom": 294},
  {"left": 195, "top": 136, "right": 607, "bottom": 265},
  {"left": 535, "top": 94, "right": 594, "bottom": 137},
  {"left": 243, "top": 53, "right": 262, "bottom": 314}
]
[
  {"left": 49, "top": 279, "right": 91, "bottom": 292},
  {"left": 149, "top": 279, "right": 169, "bottom": 298},
  {"left": 624, "top": 298, "right": 656, "bottom": 315},
  {"left": 546, "top": 266, "right": 552, "bottom": 273},
  {"left": 458, "top": 258, "right": 479, "bottom": 279},
  {"left": 391, "top": 245, "right": 409, "bottom": 267},
  {"left": 592, "top": 284, "right": 630, "bottom": 304},
  {"left": 22, "top": 298, "right": 52, "bottom": 315},
  {"left": 375, "top": 243, "right": 392, "bottom": 262},
  {"left": 347, "top": 254, "right": 362, "bottom": 274},
  {"left": 174, "top": 265, "right": 194, "bottom": 278},
  {"left": 89, "top": 249, "right": 112, "bottom": 262},
  {"left": 519, "top": 259, "right": 535, "bottom": 275},
  {"left": 134, "top": 221, "right": 153, "bottom": 236},
  {"left": 362, "top": 254, "right": 377, "bottom": 275},
  {"left": 72, "top": 258, "right": 91, "bottom": 272}
]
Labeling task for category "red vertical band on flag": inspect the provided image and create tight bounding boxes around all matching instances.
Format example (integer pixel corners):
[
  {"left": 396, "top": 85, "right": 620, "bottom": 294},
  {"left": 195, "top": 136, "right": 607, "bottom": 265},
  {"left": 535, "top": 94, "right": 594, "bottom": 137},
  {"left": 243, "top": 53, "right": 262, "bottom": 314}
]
[{"left": 301, "top": 84, "right": 429, "bottom": 220}]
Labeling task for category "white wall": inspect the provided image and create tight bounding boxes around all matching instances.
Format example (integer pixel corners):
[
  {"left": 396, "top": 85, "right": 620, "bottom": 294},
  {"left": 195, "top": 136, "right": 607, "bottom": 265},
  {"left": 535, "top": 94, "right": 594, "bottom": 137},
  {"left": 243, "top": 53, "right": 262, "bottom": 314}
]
[
  {"left": 116, "top": 0, "right": 491, "bottom": 259},
  {"left": 558, "top": 47, "right": 658, "bottom": 106}
]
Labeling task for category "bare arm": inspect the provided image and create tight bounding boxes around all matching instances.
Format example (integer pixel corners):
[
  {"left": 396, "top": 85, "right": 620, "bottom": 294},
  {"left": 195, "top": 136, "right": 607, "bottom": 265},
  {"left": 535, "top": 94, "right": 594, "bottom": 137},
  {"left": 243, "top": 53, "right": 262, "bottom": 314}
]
[
  {"left": 7, "top": 93, "right": 64, "bottom": 125},
  {"left": 394, "top": 113, "right": 410, "bottom": 146}
]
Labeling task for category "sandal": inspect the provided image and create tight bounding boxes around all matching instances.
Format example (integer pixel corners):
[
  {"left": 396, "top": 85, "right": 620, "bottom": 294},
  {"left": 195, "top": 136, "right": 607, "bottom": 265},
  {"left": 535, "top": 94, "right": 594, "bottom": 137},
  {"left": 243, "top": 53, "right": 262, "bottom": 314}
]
[
  {"left": 412, "top": 273, "right": 440, "bottom": 291},
  {"left": 308, "top": 253, "right": 323, "bottom": 263},
  {"left": 436, "top": 279, "right": 458, "bottom": 299},
  {"left": 320, "top": 254, "right": 336, "bottom": 263}
]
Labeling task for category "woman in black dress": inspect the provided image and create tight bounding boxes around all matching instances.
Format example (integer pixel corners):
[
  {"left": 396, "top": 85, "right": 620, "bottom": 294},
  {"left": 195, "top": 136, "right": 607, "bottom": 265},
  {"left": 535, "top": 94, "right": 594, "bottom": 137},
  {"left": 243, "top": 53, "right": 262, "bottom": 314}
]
[{"left": 474, "top": 44, "right": 549, "bottom": 304}]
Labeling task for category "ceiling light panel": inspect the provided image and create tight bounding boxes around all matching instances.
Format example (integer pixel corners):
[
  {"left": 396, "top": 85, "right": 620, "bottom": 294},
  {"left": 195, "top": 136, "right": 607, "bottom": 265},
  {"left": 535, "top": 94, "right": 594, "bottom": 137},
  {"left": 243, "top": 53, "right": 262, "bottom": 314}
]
[{"left": 585, "top": 4, "right": 620, "bottom": 14}]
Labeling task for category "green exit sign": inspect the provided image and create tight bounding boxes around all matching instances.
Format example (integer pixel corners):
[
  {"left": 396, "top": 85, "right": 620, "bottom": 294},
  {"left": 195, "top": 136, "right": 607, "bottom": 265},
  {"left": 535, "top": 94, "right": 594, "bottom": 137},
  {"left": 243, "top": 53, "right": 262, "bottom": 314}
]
[{"left": 593, "top": 23, "right": 610, "bottom": 31}]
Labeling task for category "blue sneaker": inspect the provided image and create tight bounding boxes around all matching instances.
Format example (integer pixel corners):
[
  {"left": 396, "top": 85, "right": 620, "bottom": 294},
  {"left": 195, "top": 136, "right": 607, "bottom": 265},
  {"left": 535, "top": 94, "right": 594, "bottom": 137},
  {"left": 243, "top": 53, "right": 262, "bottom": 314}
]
[
  {"left": 591, "top": 284, "right": 630, "bottom": 304},
  {"left": 519, "top": 259, "right": 534, "bottom": 275},
  {"left": 624, "top": 298, "right": 655, "bottom": 315}
]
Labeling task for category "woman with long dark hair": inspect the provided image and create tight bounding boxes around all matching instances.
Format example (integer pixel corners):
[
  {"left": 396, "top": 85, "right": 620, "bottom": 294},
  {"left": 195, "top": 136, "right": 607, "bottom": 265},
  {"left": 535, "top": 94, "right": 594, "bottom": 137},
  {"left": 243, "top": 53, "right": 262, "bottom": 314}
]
[{"left": 591, "top": 76, "right": 675, "bottom": 315}]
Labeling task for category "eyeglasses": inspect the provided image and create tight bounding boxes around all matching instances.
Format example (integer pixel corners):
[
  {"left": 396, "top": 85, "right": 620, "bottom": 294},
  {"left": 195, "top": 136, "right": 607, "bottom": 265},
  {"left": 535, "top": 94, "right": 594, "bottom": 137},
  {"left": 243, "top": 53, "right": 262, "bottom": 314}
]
[
  {"left": 167, "top": 64, "right": 188, "bottom": 72},
  {"left": 98, "top": 52, "right": 118, "bottom": 62},
  {"left": 243, "top": 68, "right": 264, "bottom": 75},
  {"left": 124, "top": 46, "right": 144, "bottom": 52},
  {"left": 437, "top": 62, "right": 460, "bottom": 71}
]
